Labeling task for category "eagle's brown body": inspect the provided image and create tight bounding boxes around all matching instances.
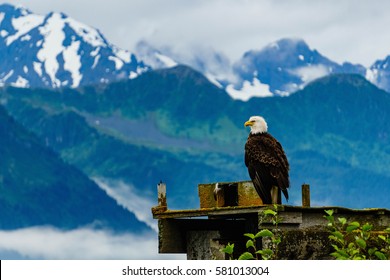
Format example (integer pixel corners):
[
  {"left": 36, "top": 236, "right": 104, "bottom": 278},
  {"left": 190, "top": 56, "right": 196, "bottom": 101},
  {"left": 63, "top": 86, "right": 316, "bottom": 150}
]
[{"left": 245, "top": 131, "right": 289, "bottom": 204}]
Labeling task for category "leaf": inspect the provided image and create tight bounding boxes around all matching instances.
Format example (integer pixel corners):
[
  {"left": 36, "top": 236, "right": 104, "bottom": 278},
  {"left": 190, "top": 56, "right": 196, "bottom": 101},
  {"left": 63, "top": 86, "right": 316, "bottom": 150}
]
[
  {"left": 346, "top": 222, "right": 360, "bottom": 233},
  {"left": 244, "top": 233, "right": 255, "bottom": 240},
  {"left": 349, "top": 221, "right": 360, "bottom": 227},
  {"left": 332, "top": 231, "right": 345, "bottom": 241},
  {"left": 272, "top": 217, "right": 282, "bottom": 225},
  {"left": 329, "top": 235, "right": 344, "bottom": 245},
  {"left": 355, "top": 237, "right": 366, "bottom": 249},
  {"left": 337, "top": 249, "right": 350, "bottom": 259},
  {"left": 338, "top": 217, "right": 347, "bottom": 225},
  {"left": 256, "top": 249, "right": 274, "bottom": 260},
  {"left": 368, "top": 248, "right": 378, "bottom": 256},
  {"left": 330, "top": 251, "right": 348, "bottom": 260},
  {"left": 255, "top": 229, "right": 274, "bottom": 238},
  {"left": 273, "top": 236, "right": 282, "bottom": 245},
  {"left": 324, "top": 209, "right": 334, "bottom": 216},
  {"left": 374, "top": 251, "right": 387, "bottom": 260},
  {"left": 378, "top": 235, "right": 387, "bottom": 241},
  {"left": 238, "top": 252, "right": 255, "bottom": 260},
  {"left": 221, "top": 243, "right": 234, "bottom": 255},
  {"left": 324, "top": 215, "right": 334, "bottom": 224},
  {"left": 263, "top": 209, "right": 277, "bottom": 216},
  {"left": 350, "top": 249, "right": 360, "bottom": 257},
  {"left": 362, "top": 223, "right": 372, "bottom": 232},
  {"left": 331, "top": 244, "right": 340, "bottom": 251},
  {"left": 246, "top": 239, "right": 255, "bottom": 250},
  {"left": 346, "top": 225, "right": 359, "bottom": 233}
]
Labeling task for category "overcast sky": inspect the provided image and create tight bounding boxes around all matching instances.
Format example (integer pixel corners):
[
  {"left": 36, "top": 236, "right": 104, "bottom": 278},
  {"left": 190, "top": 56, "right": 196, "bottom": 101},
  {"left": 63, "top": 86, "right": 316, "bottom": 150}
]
[{"left": 8, "top": 0, "right": 390, "bottom": 67}]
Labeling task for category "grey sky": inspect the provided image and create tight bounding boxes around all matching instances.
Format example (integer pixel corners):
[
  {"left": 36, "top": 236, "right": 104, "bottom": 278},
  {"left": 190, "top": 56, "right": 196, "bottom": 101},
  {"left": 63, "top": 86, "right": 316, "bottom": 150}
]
[{"left": 8, "top": 0, "right": 390, "bottom": 67}]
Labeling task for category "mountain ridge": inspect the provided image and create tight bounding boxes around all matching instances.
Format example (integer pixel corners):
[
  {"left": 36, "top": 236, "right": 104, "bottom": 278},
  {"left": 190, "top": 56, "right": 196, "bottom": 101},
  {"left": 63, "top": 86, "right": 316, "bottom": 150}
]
[
  {"left": 1, "top": 67, "right": 390, "bottom": 210},
  {"left": 3, "top": 3, "right": 390, "bottom": 101},
  {"left": 0, "top": 103, "right": 150, "bottom": 231}
]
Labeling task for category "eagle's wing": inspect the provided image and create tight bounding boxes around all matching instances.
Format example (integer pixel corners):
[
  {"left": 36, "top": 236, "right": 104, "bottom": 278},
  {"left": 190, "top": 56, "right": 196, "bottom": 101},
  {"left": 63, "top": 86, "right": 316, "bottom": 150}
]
[
  {"left": 246, "top": 160, "right": 272, "bottom": 204},
  {"left": 245, "top": 137, "right": 274, "bottom": 204},
  {"left": 245, "top": 134, "right": 290, "bottom": 203},
  {"left": 268, "top": 137, "right": 290, "bottom": 199}
]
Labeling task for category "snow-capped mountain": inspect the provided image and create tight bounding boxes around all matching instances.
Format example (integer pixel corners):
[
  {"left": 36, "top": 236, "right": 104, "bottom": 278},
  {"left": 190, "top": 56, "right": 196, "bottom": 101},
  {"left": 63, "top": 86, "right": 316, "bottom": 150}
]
[
  {"left": 134, "top": 38, "right": 368, "bottom": 101},
  {"left": 0, "top": 4, "right": 149, "bottom": 88},
  {"left": 227, "top": 38, "right": 366, "bottom": 99},
  {"left": 2, "top": 3, "right": 390, "bottom": 101}
]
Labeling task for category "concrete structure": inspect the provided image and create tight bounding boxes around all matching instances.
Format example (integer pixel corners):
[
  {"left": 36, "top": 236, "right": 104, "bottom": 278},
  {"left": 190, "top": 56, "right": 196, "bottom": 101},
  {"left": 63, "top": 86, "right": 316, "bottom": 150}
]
[{"left": 151, "top": 181, "right": 390, "bottom": 260}]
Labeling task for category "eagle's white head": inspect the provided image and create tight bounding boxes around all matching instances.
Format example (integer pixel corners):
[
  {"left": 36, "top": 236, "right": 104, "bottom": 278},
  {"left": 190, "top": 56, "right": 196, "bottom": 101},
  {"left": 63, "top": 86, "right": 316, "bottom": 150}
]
[{"left": 244, "top": 116, "right": 268, "bottom": 134}]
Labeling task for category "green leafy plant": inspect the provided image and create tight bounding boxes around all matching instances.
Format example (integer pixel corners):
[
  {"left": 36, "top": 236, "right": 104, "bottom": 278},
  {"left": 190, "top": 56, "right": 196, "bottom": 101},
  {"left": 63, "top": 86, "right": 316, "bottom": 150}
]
[
  {"left": 221, "top": 205, "right": 282, "bottom": 260},
  {"left": 324, "top": 209, "right": 390, "bottom": 260},
  {"left": 220, "top": 242, "right": 235, "bottom": 260}
]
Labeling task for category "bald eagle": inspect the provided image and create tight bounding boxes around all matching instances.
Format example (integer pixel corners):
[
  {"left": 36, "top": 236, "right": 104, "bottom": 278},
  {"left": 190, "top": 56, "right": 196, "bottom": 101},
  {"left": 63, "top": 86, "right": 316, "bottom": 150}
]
[{"left": 244, "top": 116, "right": 289, "bottom": 204}]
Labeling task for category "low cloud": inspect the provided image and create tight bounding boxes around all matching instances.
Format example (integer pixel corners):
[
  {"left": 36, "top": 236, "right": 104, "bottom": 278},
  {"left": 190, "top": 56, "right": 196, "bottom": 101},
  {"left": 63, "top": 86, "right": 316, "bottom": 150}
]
[
  {"left": 0, "top": 226, "right": 184, "bottom": 260},
  {"left": 10, "top": 0, "right": 390, "bottom": 67},
  {"left": 0, "top": 178, "right": 186, "bottom": 259},
  {"left": 226, "top": 77, "right": 273, "bottom": 101},
  {"left": 292, "top": 64, "right": 330, "bottom": 84},
  {"left": 93, "top": 177, "right": 157, "bottom": 231}
]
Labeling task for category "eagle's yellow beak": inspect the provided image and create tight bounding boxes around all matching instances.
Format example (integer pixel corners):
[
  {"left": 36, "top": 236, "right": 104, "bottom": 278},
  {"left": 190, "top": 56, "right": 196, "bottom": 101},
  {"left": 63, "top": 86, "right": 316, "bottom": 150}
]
[{"left": 244, "top": 120, "right": 254, "bottom": 127}]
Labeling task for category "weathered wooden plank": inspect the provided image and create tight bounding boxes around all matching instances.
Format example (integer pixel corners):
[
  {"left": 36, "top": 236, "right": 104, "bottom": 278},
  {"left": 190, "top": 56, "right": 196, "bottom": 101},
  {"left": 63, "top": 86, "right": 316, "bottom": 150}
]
[
  {"left": 153, "top": 205, "right": 268, "bottom": 219},
  {"left": 302, "top": 184, "right": 310, "bottom": 207}
]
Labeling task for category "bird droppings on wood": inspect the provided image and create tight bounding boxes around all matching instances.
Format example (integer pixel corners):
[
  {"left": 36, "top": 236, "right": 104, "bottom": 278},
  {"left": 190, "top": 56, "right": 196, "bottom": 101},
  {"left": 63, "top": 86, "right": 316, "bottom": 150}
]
[{"left": 199, "top": 181, "right": 262, "bottom": 209}]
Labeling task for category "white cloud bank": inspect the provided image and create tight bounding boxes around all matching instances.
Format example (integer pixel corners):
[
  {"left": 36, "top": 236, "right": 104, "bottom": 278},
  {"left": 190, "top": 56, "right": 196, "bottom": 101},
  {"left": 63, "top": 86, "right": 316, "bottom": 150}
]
[
  {"left": 292, "top": 64, "right": 330, "bottom": 84},
  {"left": 226, "top": 78, "right": 273, "bottom": 101},
  {"left": 0, "top": 177, "right": 186, "bottom": 260},
  {"left": 0, "top": 226, "right": 184, "bottom": 260}
]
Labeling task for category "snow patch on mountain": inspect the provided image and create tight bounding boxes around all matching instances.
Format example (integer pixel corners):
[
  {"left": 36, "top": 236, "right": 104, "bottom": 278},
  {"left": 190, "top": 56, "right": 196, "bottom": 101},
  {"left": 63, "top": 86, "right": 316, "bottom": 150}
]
[
  {"left": 109, "top": 56, "right": 124, "bottom": 70},
  {"left": 128, "top": 72, "right": 137, "bottom": 79},
  {"left": 113, "top": 48, "right": 132, "bottom": 63},
  {"left": 12, "top": 76, "right": 29, "bottom": 87},
  {"left": 365, "top": 68, "right": 378, "bottom": 84},
  {"left": 66, "top": 16, "right": 107, "bottom": 48},
  {"left": 2, "top": 70, "right": 13, "bottom": 80},
  {"left": 63, "top": 40, "right": 82, "bottom": 87},
  {"left": 32, "top": 62, "right": 42, "bottom": 77},
  {"left": 5, "top": 12, "right": 43, "bottom": 45},
  {"left": 37, "top": 13, "right": 66, "bottom": 87}
]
